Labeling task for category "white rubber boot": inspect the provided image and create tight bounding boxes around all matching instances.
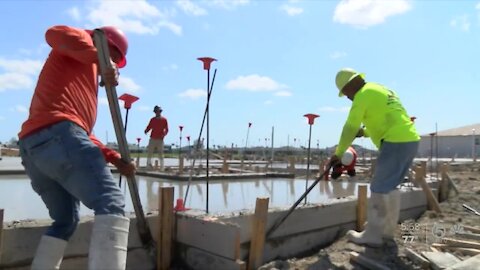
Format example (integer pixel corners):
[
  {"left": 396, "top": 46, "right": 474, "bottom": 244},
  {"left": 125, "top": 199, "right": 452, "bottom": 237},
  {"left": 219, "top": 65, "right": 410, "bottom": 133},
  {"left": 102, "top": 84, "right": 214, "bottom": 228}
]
[
  {"left": 31, "top": 235, "right": 68, "bottom": 270},
  {"left": 346, "top": 192, "right": 387, "bottom": 247},
  {"left": 88, "top": 215, "right": 130, "bottom": 270},
  {"left": 383, "top": 190, "right": 401, "bottom": 240}
]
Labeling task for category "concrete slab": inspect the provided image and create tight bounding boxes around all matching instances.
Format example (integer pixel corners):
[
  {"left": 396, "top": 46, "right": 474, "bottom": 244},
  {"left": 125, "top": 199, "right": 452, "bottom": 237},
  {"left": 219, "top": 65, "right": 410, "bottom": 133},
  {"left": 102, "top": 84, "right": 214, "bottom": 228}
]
[
  {"left": 422, "top": 252, "right": 461, "bottom": 270},
  {"left": 447, "top": 254, "right": 480, "bottom": 270}
]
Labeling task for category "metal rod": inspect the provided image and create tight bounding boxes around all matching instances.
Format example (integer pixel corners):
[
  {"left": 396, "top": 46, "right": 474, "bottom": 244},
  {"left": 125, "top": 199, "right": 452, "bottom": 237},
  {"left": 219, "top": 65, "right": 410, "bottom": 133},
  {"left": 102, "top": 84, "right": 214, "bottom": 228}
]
[
  {"left": 119, "top": 108, "right": 130, "bottom": 188},
  {"left": 206, "top": 68, "right": 210, "bottom": 214},
  {"left": 183, "top": 69, "right": 217, "bottom": 204},
  {"left": 304, "top": 124, "right": 312, "bottom": 204},
  {"left": 93, "top": 30, "right": 155, "bottom": 253}
]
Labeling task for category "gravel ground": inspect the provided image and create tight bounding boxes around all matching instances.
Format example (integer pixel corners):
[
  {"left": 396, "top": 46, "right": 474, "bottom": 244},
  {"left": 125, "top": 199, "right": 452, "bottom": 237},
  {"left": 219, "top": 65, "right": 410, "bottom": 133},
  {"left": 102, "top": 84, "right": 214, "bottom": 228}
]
[{"left": 259, "top": 162, "right": 480, "bottom": 270}]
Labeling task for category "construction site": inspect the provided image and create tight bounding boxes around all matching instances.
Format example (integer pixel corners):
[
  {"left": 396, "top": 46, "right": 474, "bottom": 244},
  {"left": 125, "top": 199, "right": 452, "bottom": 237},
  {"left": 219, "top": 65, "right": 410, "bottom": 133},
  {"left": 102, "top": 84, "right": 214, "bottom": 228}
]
[
  {"left": 1, "top": 142, "right": 479, "bottom": 269},
  {"left": 1, "top": 1, "right": 479, "bottom": 270}
]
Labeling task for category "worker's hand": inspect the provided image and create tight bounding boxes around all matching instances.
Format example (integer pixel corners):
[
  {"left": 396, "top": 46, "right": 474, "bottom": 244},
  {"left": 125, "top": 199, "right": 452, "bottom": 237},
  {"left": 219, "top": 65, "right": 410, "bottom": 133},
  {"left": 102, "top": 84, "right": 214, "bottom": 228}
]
[
  {"left": 328, "top": 155, "right": 341, "bottom": 169},
  {"left": 355, "top": 127, "right": 365, "bottom": 138},
  {"left": 112, "top": 158, "right": 136, "bottom": 177},
  {"left": 100, "top": 59, "right": 119, "bottom": 87}
]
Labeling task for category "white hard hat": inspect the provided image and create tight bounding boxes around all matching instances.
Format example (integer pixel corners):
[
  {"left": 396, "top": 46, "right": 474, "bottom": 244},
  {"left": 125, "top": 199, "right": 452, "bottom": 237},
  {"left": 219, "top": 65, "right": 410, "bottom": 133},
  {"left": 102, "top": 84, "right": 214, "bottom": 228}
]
[{"left": 341, "top": 149, "right": 354, "bottom": 166}]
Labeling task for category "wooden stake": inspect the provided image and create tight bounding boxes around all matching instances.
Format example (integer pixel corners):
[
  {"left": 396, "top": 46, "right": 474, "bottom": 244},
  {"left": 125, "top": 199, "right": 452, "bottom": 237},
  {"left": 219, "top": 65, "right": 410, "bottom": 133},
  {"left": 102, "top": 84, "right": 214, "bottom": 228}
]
[
  {"left": 349, "top": 251, "right": 389, "bottom": 270},
  {"left": 178, "top": 155, "right": 184, "bottom": 174},
  {"left": 443, "top": 238, "right": 480, "bottom": 250},
  {"left": 158, "top": 187, "right": 174, "bottom": 270},
  {"left": 415, "top": 166, "right": 441, "bottom": 213},
  {"left": 439, "top": 163, "right": 449, "bottom": 202},
  {"left": 420, "top": 161, "right": 427, "bottom": 177},
  {"left": 356, "top": 185, "right": 367, "bottom": 231},
  {"left": 445, "top": 173, "right": 459, "bottom": 195},
  {"left": 463, "top": 225, "right": 480, "bottom": 234},
  {"left": 405, "top": 248, "right": 430, "bottom": 269},
  {"left": 248, "top": 198, "right": 269, "bottom": 270},
  {"left": 432, "top": 243, "right": 480, "bottom": 256},
  {"left": 0, "top": 209, "right": 3, "bottom": 265}
]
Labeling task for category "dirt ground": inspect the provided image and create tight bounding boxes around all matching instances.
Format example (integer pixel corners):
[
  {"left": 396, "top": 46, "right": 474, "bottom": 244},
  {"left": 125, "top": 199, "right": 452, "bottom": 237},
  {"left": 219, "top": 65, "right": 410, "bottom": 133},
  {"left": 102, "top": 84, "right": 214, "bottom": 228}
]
[{"left": 259, "top": 162, "right": 480, "bottom": 270}]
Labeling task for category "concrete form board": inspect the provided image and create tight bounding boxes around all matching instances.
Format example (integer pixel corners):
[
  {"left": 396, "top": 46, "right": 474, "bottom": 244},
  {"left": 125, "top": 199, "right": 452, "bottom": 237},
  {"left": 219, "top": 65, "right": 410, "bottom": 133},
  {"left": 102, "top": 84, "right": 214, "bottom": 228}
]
[{"left": 175, "top": 214, "right": 241, "bottom": 260}]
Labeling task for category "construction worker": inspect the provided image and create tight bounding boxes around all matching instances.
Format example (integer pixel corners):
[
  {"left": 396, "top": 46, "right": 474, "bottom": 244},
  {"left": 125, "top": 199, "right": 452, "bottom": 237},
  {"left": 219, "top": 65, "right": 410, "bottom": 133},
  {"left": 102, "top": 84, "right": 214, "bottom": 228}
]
[
  {"left": 144, "top": 105, "right": 169, "bottom": 170},
  {"left": 329, "top": 68, "right": 420, "bottom": 247},
  {"left": 328, "top": 146, "right": 357, "bottom": 180},
  {"left": 18, "top": 25, "right": 134, "bottom": 269}
]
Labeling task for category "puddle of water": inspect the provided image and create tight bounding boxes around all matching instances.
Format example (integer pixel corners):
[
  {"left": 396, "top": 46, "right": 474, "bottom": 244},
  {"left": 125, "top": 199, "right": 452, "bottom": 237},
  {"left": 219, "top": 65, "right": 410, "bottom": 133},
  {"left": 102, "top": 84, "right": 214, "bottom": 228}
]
[{"left": 0, "top": 175, "right": 368, "bottom": 222}]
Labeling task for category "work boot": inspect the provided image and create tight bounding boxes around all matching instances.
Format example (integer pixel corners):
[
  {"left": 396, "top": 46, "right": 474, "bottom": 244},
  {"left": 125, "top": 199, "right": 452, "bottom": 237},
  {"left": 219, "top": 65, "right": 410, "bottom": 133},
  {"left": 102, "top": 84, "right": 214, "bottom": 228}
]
[
  {"left": 383, "top": 190, "right": 401, "bottom": 240},
  {"left": 31, "top": 235, "right": 68, "bottom": 270},
  {"left": 88, "top": 215, "right": 130, "bottom": 270},
  {"left": 346, "top": 192, "right": 387, "bottom": 247}
]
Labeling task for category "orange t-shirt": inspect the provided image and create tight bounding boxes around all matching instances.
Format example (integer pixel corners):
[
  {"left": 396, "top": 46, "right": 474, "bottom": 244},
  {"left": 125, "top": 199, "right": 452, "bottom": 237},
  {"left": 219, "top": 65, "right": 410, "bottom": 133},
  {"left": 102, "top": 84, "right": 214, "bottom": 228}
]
[
  {"left": 145, "top": 117, "right": 169, "bottom": 139},
  {"left": 18, "top": 25, "right": 119, "bottom": 162}
]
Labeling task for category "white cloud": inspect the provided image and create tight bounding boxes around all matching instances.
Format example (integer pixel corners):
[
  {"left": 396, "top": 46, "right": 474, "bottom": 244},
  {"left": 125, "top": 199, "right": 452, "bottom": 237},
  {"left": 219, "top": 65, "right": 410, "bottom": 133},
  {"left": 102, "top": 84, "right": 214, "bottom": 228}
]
[
  {"left": 318, "top": 106, "right": 350, "bottom": 112},
  {"left": 450, "top": 15, "right": 470, "bottom": 32},
  {"left": 264, "top": 100, "right": 273, "bottom": 105},
  {"left": 333, "top": 0, "right": 411, "bottom": 29},
  {"left": 0, "top": 73, "right": 34, "bottom": 92},
  {"left": 226, "top": 74, "right": 288, "bottom": 92},
  {"left": 274, "top": 90, "right": 292, "bottom": 97},
  {"left": 0, "top": 58, "right": 43, "bottom": 75},
  {"left": 176, "top": 0, "right": 207, "bottom": 16},
  {"left": 207, "top": 0, "right": 249, "bottom": 10},
  {"left": 85, "top": 0, "right": 182, "bottom": 36},
  {"left": 0, "top": 58, "right": 43, "bottom": 92},
  {"left": 10, "top": 105, "right": 28, "bottom": 113},
  {"left": 98, "top": 97, "right": 109, "bottom": 106},
  {"left": 137, "top": 105, "right": 152, "bottom": 111},
  {"left": 280, "top": 4, "right": 303, "bottom": 16},
  {"left": 179, "top": 88, "right": 207, "bottom": 99},
  {"left": 67, "top": 6, "right": 81, "bottom": 21},
  {"left": 330, "top": 51, "right": 347, "bottom": 59},
  {"left": 118, "top": 76, "right": 141, "bottom": 93},
  {"left": 162, "top": 64, "right": 179, "bottom": 71}
]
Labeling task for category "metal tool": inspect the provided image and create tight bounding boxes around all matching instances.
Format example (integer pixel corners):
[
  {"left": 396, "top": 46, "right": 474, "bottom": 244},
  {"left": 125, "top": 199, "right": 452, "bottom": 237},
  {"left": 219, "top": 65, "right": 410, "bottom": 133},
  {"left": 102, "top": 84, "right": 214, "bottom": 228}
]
[
  {"left": 93, "top": 29, "right": 156, "bottom": 256},
  {"left": 463, "top": 204, "right": 480, "bottom": 216}
]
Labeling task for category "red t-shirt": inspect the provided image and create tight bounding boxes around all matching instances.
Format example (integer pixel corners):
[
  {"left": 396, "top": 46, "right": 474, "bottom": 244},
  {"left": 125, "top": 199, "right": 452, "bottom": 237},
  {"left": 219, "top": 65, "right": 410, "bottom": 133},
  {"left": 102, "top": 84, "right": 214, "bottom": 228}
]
[
  {"left": 145, "top": 117, "right": 168, "bottom": 139},
  {"left": 18, "top": 25, "right": 120, "bottom": 163}
]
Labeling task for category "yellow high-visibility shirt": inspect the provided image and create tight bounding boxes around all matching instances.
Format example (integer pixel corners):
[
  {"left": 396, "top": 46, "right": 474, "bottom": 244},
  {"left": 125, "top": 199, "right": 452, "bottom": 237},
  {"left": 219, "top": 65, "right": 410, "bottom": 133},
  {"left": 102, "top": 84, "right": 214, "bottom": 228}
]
[{"left": 335, "top": 82, "right": 420, "bottom": 157}]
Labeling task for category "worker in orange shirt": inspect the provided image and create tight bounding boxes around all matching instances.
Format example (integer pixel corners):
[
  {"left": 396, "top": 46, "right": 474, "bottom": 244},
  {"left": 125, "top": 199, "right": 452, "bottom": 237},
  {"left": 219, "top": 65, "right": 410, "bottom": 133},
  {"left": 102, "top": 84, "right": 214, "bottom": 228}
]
[
  {"left": 18, "top": 25, "right": 135, "bottom": 270},
  {"left": 144, "top": 105, "right": 169, "bottom": 170}
]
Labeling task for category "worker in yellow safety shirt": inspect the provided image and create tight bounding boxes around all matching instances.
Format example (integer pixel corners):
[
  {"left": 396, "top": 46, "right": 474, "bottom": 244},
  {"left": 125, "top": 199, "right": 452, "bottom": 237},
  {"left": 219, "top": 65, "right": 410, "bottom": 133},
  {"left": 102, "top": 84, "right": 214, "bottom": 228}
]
[{"left": 329, "top": 68, "right": 420, "bottom": 247}]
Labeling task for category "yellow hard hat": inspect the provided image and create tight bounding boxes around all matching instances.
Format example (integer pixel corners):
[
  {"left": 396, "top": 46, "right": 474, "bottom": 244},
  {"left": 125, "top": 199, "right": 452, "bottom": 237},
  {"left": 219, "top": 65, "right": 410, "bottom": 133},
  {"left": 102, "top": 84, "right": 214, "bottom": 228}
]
[{"left": 335, "top": 68, "right": 364, "bottom": 97}]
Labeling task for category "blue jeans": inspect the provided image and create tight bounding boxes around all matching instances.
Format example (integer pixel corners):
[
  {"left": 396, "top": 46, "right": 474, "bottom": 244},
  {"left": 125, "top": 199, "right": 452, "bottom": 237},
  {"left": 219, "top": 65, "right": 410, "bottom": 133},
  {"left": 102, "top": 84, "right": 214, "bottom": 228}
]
[
  {"left": 19, "top": 121, "right": 125, "bottom": 240},
  {"left": 371, "top": 141, "right": 419, "bottom": 194}
]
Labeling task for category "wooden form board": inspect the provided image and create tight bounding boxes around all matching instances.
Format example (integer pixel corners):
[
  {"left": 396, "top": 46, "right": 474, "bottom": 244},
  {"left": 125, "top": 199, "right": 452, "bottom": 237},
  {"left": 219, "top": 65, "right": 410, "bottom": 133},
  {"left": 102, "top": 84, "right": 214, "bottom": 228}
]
[
  {"left": 158, "top": 187, "right": 174, "bottom": 270},
  {"left": 356, "top": 185, "right": 367, "bottom": 231},
  {"left": 176, "top": 215, "right": 241, "bottom": 260},
  {"left": 248, "top": 198, "right": 269, "bottom": 270}
]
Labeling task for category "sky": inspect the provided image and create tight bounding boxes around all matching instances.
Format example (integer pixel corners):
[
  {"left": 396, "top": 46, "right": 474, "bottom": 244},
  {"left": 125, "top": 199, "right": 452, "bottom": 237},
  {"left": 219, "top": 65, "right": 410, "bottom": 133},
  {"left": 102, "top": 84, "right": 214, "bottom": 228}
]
[{"left": 0, "top": 0, "right": 479, "bottom": 150}]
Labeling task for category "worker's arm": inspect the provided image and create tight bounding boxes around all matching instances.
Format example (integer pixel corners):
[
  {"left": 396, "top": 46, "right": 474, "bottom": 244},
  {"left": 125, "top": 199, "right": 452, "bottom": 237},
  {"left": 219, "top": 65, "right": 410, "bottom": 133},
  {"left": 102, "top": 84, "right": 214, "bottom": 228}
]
[
  {"left": 335, "top": 101, "right": 366, "bottom": 157},
  {"left": 45, "top": 25, "right": 98, "bottom": 65},
  {"left": 144, "top": 119, "right": 152, "bottom": 134},
  {"left": 163, "top": 118, "right": 169, "bottom": 137},
  {"left": 89, "top": 134, "right": 121, "bottom": 163},
  {"left": 89, "top": 135, "right": 135, "bottom": 176}
]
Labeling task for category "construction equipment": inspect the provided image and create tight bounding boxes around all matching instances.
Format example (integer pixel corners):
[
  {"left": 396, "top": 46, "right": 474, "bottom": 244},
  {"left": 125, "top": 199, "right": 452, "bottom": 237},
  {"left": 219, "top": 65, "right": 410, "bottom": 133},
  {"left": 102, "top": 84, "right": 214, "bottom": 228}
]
[{"left": 93, "top": 29, "right": 156, "bottom": 258}]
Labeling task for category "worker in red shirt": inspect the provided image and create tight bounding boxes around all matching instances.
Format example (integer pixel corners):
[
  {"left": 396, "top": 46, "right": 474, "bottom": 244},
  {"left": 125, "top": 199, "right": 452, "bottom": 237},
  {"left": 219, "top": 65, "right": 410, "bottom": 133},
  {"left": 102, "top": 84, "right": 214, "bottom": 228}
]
[
  {"left": 144, "top": 105, "right": 169, "bottom": 170},
  {"left": 18, "top": 25, "right": 135, "bottom": 270}
]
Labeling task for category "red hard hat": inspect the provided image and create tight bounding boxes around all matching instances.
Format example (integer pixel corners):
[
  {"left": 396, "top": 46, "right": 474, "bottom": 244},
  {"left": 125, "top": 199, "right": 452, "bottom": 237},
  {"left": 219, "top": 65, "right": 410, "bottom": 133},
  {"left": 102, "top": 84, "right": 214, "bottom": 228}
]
[{"left": 99, "top": 26, "right": 128, "bottom": 68}]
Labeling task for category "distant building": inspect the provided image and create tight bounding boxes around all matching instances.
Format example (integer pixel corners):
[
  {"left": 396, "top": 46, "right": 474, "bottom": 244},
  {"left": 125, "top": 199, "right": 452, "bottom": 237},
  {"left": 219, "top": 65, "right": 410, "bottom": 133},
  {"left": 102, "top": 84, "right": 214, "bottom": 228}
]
[{"left": 417, "top": 123, "right": 480, "bottom": 158}]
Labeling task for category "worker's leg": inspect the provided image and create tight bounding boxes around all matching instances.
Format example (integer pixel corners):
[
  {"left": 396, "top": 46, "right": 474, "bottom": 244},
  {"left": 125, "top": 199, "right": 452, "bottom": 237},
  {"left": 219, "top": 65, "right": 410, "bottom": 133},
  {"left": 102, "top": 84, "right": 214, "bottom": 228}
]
[
  {"left": 146, "top": 138, "right": 154, "bottom": 168},
  {"left": 32, "top": 121, "right": 128, "bottom": 269},
  {"left": 19, "top": 121, "right": 82, "bottom": 269},
  {"left": 158, "top": 139, "right": 165, "bottom": 171},
  {"left": 381, "top": 141, "right": 419, "bottom": 240},
  {"left": 347, "top": 141, "right": 418, "bottom": 246}
]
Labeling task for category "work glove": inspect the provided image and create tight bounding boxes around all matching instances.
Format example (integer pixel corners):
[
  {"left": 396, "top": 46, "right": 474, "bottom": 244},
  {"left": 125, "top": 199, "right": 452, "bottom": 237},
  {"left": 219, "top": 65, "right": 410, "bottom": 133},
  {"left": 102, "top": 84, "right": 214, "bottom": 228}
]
[
  {"left": 328, "top": 155, "right": 341, "bottom": 169},
  {"left": 111, "top": 158, "right": 136, "bottom": 177},
  {"left": 330, "top": 164, "right": 343, "bottom": 180}
]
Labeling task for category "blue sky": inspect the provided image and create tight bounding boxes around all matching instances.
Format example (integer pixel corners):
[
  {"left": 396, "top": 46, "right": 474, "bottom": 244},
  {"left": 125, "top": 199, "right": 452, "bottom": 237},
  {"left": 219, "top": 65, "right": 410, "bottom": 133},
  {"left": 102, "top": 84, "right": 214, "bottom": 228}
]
[{"left": 0, "top": 0, "right": 479, "bottom": 150}]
